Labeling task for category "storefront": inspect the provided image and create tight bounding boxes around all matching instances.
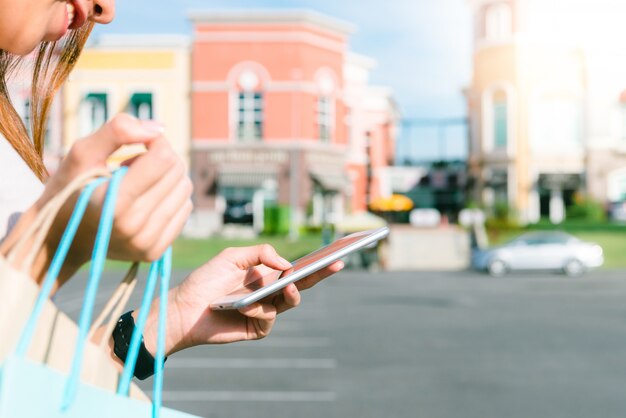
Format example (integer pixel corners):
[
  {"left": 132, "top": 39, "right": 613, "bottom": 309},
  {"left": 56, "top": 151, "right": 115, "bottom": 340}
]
[
  {"left": 535, "top": 173, "right": 583, "bottom": 224},
  {"left": 191, "top": 144, "right": 349, "bottom": 233}
]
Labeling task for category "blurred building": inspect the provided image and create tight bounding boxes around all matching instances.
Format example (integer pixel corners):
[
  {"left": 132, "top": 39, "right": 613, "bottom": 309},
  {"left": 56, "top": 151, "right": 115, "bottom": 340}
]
[
  {"left": 187, "top": 10, "right": 398, "bottom": 235},
  {"left": 6, "top": 56, "right": 64, "bottom": 173},
  {"left": 583, "top": 19, "right": 626, "bottom": 221},
  {"left": 343, "top": 53, "right": 399, "bottom": 212},
  {"left": 63, "top": 34, "right": 191, "bottom": 165},
  {"left": 467, "top": 0, "right": 626, "bottom": 223},
  {"left": 466, "top": 0, "right": 586, "bottom": 224}
]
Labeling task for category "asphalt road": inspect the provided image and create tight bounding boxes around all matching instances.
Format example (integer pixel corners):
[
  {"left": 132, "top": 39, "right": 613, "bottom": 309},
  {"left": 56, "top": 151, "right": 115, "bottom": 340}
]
[{"left": 56, "top": 268, "right": 626, "bottom": 418}]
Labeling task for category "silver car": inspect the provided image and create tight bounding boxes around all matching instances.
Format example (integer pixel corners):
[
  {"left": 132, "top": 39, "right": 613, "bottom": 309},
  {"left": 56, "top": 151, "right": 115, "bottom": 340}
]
[{"left": 472, "top": 232, "right": 604, "bottom": 277}]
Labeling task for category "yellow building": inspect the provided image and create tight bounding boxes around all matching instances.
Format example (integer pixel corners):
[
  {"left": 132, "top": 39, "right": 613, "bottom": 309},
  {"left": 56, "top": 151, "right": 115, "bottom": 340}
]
[
  {"left": 63, "top": 34, "right": 191, "bottom": 165},
  {"left": 467, "top": 0, "right": 586, "bottom": 223}
]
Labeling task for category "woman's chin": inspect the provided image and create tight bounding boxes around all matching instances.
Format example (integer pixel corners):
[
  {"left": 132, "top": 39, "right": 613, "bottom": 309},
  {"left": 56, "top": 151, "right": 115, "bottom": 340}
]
[
  {"left": 44, "top": 27, "right": 69, "bottom": 43},
  {"left": 4, "top": 42, "right": 41, "bottom": 57}
]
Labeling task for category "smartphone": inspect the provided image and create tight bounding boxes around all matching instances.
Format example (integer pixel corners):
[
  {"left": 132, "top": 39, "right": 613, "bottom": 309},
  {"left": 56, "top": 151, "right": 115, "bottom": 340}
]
[{"left": 209, "top": 226, "right": 390, "bottom": 310}]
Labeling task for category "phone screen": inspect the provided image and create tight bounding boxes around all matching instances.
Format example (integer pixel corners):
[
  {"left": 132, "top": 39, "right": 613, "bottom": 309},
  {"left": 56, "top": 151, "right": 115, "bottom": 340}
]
[
  {"left": 233, "top": 231, "right": 374, "bottom": 294},
  {"left": 210, "top": 228, "right": 388, "bottom": 309}
]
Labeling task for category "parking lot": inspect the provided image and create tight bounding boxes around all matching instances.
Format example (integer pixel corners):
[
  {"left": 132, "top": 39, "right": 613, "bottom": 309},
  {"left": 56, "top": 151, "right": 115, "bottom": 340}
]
[{"left": 58, "top": 268, "right": 626, "bottom": 418}]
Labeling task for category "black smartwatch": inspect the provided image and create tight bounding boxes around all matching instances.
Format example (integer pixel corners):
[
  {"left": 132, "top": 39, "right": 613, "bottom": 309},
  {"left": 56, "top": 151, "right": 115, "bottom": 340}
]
[{"left": 112, "top": 310, "right": 167, "bottom": 380}]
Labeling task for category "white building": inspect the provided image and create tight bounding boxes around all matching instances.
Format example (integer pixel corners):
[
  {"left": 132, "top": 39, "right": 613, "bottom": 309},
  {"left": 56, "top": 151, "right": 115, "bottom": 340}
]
[{"left": 467, "top": 0, "right": 626, "bottom": 223}]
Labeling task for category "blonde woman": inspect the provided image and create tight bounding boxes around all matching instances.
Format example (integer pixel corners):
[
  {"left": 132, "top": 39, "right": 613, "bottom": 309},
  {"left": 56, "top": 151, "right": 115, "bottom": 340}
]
[{"left": 0, "top": 0, "right": 343, "bottom": 374}]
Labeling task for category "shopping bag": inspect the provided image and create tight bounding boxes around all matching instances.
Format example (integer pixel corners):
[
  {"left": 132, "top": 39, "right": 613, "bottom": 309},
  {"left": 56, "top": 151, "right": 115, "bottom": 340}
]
[
  {"left": 0, "top": 168, "right": 199, "bottom": 417},
  {"left": 0, "top": 169, "right": 147, "bottom": 400}
]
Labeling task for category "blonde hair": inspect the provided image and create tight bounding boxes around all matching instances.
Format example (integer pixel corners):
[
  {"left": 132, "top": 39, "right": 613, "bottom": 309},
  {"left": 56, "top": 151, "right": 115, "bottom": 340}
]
[{"left": 0, "top": 23, "right": 94, "bottom": 181}]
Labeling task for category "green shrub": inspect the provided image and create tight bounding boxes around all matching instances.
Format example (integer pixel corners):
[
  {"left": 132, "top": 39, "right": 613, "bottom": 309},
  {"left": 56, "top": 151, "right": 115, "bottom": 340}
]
[
  {"left": 485, "top": 200, "right": 521, "bottom": 230},
  {"left": 566, "top": 197, "right": 607, "bottom": 222}
]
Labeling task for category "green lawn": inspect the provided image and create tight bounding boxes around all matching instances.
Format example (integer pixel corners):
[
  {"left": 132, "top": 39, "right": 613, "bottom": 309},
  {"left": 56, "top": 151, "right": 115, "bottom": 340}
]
[
  {"left": 488, "top": 229, "right": 626, "bottom": 269},
  {"left": 170, "top": 234, "right": 325, "bottom": 270}
]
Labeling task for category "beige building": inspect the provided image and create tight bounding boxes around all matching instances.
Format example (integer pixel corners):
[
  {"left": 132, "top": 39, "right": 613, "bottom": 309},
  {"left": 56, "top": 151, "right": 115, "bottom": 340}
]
[
  {"left": 468, "top": 0, "right": 626, "bottom": 223},
  {"left": 467, "top": 0, "right": 587, "bottom": 223},
  {"left": 63, "top": 34, "right": 191, "bottom": 165}
]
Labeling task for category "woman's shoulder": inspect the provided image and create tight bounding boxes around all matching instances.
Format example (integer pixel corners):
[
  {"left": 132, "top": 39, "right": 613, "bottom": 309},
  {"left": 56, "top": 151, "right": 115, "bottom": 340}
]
[{"left": 0, "top": 138, "right": 44, "bottom": 241}]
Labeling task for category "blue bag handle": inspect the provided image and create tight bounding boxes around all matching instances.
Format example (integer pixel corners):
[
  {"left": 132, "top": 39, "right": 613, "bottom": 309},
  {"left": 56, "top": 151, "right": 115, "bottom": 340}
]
[
  {"left": 16, "top": 167, "right": 171, "bottom": 417},
  {"left": 116, "top": 246, "right": 172, "bottom": 418},
  {"left": 14, "top": 174, "right": 109, "bottom": 356},
  {"left": 60, "top": 167, "right": 128, "bottom": 410}
]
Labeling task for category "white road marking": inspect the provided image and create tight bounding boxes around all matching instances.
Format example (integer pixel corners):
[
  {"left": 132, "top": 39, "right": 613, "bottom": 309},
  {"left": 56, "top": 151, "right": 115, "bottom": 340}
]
[
  {"left": 167, "top": 358, "right": 337, "bottom": 369},
  {"left": 251, "top": 337, "right": 332, "bottom": 347},
  {"left": 162, "top": 391, "right": 337, "bottom": 402}
]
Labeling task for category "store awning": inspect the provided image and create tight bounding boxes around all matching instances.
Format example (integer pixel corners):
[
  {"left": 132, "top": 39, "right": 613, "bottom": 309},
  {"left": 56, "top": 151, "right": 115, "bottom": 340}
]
[
  {"left": 130, "top": 93, "right": 152, "bottom": 106},
  {"left": 538, "top": 173, "right": 582, "bottom": 190},
  {"left": 218, "top": 166, "right": 277, "bottom": 188},
  {"left": 309, "top": 167, "right": 351, "bottom": 192}
]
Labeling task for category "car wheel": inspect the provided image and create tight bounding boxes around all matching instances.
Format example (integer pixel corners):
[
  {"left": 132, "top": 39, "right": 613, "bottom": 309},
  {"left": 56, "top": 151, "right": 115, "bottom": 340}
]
[
  {"left": 563, "top": 259, "right": 585, "bottom": 277},
  {"left": 488, "top": 259, "right": 508, "bottom": 277}
]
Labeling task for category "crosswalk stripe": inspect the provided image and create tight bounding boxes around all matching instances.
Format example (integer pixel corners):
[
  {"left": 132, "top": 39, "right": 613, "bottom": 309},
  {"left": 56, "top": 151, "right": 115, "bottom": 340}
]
[
  {"left": 162, "top": 391, "right": 337, "bottom": 402},
  {"left": 250, "top": 337, "right": 331, "bottom": 347},
  {"left": 167, "top": 358, "right": 337, "bottom": 369}
]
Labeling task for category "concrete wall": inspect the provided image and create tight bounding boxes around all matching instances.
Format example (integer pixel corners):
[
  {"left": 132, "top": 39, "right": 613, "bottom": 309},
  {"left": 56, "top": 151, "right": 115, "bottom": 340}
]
[{"left": 383, "top": 225, "right": 471, "bottom": 271}]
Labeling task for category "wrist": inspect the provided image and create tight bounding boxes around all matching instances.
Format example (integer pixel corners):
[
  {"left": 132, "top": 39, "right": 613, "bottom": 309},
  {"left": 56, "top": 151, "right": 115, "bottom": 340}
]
[{"left": 139, "top": 287, "right": 190, "bottom": 358}]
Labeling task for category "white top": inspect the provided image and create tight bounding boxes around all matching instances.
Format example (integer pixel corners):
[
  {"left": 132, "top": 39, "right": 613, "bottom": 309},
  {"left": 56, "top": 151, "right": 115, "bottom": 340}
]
[{"left": 0, "top": 138, "right": 44, "bottom": 242}]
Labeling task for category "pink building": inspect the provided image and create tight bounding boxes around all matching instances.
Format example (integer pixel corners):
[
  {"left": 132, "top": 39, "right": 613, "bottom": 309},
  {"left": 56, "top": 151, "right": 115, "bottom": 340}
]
[{"left": 188, "top": 10, "right": 397, "bottom": 235}]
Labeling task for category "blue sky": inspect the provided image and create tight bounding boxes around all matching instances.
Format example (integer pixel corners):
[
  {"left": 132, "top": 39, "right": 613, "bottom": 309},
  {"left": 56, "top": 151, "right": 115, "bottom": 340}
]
[{"left": 95, "top": 0, "right": 473, "bottom": 160}]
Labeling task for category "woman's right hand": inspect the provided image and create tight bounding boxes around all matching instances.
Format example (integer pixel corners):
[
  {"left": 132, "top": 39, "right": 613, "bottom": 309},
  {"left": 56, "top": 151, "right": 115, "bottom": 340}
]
[{"left": 2, "top": 114, "right": 193, "bottom": 289}]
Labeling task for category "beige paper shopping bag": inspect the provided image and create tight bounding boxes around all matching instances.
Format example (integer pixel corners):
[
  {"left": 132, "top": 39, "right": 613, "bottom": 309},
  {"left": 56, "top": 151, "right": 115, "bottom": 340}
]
[{"left": 0, "top": 169, "right": 148, "bottom": 401}]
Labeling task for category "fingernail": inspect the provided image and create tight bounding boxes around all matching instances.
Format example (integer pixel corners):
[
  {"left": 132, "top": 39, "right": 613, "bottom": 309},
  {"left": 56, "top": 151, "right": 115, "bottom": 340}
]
[
  {"left": 140, "top": 120, "right": 165, "bottom": 136},
  {"left": 278, "top": 257, "right": 292, "bottom": 268}
]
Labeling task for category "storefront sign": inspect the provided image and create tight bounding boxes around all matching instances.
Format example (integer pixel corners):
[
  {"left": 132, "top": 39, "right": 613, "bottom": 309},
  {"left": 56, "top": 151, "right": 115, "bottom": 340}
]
[
  {"left": 208, "top": 150, "right": 289, "bottom": 165},
  {"left": 538, "top": 173, "right": 582, "bottom": 190}
]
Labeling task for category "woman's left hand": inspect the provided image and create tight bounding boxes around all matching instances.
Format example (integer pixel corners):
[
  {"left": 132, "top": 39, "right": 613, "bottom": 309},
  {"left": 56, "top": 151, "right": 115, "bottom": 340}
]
[{"left": 140, "top": 244, "right": 344, "bottom": 356}]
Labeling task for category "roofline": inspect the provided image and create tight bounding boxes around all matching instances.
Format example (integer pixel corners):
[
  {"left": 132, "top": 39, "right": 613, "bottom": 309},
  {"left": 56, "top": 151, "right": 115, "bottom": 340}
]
[
  {"left": 187, "top": 9, "right": 356, "bottom": 36},
  {"left": 346, "top": 52, "right": 378, "bottom": 70}
]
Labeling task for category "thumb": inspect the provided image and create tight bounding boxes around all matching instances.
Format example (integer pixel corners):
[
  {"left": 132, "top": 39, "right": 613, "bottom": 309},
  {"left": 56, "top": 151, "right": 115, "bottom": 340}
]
[{"left": 73, "top": 114, "right": 164, "bottom": 165}]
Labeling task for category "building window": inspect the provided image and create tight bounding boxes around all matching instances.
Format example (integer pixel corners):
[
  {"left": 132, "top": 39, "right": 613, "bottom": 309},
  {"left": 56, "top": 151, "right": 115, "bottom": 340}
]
[
  {"left": 485, "top": 3, "right": 512, "bottom": 42},
  {"left": 531, "top": 95, "right": 582, "bottom": 151},
  {"left": 80, "top": 92, "right": 108, "bottom": 137},
  {"left": 22, "top": 97, "right": 54, "bottom": 147},
  {"left": 490, "top": 168, "right": 509, "bottom": 204},
  {"left": 317, "top": 96, "right": 332, "bottom": 142},
  {"left": 237, "top": 91, "right": 263, "bottom": 142},
  {"left": 493, "top": 90, "right": 508, "bottom": 149},
  {"left": 23, "top": 98, "right": 32, "bottom": 137},
  {"left": 129, "top": 92, "right": 153, "bottom": 120}
]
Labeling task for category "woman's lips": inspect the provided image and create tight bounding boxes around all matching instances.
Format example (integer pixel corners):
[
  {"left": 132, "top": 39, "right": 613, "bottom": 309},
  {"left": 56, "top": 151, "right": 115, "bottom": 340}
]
[{"left": 67, "top": 0, "right": 87, "bottom": 29}]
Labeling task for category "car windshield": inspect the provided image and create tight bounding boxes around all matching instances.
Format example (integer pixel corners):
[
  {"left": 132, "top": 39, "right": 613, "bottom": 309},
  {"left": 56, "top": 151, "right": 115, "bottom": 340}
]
[{"left": 507, "top": 233, "right": 576, "bottom": 247}]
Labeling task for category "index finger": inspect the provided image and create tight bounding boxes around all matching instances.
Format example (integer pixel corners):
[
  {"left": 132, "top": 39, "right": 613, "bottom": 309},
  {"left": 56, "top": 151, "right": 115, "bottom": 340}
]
[
  {"left": 221, "top": 244, "right": 292, "bottom": 275},
  {"left": 117, "top": 135, "right": 179, "bottom": 204},
  {"left": 292, "top": 260, "right": 345, "bottom": 291}
]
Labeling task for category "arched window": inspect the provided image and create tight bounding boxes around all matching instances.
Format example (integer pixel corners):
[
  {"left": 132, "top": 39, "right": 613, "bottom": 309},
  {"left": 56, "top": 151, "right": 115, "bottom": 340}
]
[
  {"left": 315, "top": 72, "right": 336, "bottom": 143},
  {"left": 79, "top": 92, "right": 108, "bottom": 137},
  {"left": 129, "top": 92, "right": 153, "bottom": 121},
  {"left": 485, "top": 2, "right": 512, "bottom": 42},
  {"left": 236, "top": 70, "right": 264, "bottom": 142},
  {"left": 493, "top": 89, "right": 508, "bottom": 149}
]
